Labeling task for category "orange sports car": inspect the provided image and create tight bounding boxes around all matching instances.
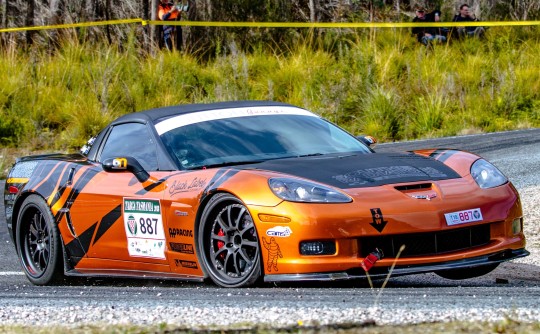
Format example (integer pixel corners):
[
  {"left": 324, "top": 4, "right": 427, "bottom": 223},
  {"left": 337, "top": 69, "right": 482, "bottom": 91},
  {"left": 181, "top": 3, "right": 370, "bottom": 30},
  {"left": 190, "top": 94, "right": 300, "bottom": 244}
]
[{"left": 4, "top": 101, "right": 528, "bottom": 287}]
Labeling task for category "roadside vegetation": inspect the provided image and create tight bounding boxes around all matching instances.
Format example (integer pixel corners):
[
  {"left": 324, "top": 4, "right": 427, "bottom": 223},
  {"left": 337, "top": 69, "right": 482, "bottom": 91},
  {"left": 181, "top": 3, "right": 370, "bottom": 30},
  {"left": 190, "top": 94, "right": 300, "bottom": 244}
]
[{"left": 2, "top": 26, "right": 540, "bottom": 149}]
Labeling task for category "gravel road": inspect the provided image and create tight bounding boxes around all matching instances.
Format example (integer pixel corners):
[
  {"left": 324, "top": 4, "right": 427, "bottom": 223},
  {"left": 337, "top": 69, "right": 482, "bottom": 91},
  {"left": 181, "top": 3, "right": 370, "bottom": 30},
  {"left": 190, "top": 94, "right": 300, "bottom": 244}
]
[{"left": 0, "top": 129, "right": 539, "bottom": 329}]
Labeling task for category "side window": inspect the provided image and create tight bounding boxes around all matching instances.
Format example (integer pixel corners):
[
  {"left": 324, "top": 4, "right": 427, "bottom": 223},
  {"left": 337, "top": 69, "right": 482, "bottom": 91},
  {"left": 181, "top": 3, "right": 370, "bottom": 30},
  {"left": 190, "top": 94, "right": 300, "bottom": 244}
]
[{"left": 100, "top": 123, "right": 158, "bottom": 171}]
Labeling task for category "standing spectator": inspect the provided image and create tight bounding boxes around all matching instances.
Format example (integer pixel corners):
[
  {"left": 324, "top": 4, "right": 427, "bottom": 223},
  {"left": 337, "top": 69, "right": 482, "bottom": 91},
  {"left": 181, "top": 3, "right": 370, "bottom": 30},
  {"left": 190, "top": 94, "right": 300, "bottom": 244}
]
[
  {"left": 412, "top": 7, "right": 447, "bottom": 46},
  {"left": 453, "top": 4, "right": 485, "bottom": 38},
  {"left": 158, "top": 1, "right": 185, "bottom": 50}
]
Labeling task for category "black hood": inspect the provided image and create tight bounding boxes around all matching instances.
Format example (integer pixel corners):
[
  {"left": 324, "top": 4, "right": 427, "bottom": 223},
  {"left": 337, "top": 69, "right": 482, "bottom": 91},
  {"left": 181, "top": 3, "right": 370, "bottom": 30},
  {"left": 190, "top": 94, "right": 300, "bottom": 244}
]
[{"left": 243, "top": 152, "right": 461, "bottom": 189}]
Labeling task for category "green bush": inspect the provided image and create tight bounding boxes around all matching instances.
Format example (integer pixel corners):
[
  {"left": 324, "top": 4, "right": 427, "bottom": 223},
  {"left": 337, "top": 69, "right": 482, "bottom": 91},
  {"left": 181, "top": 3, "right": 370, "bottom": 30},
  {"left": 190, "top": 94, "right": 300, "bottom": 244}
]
[{"left": 1, "top": 27, "right": 540, "bottom": 152}]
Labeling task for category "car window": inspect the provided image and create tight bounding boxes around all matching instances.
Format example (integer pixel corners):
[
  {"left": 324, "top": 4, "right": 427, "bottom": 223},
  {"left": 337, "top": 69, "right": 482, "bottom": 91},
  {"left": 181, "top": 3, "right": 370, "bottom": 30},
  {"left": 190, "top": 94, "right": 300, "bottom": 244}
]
[
  {"left": 100, "top": 123, "right": 158, "bottom": 171},
  {"left": 160, "top": 114, "right": 370, "bottom": 169}
]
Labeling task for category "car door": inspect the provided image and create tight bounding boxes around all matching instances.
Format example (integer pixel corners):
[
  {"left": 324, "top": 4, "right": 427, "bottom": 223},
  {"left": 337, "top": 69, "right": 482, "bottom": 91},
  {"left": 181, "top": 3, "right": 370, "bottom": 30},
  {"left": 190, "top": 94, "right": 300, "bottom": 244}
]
[{"left": 68, "top": 122, "right": 170, "bottom": 270}]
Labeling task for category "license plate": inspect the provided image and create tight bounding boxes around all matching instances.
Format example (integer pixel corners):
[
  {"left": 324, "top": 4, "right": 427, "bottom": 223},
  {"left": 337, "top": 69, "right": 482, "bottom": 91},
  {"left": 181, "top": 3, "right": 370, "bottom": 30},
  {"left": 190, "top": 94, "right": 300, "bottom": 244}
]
[{"left": 444, "top": 208, "right": 483, "bottom": 226}]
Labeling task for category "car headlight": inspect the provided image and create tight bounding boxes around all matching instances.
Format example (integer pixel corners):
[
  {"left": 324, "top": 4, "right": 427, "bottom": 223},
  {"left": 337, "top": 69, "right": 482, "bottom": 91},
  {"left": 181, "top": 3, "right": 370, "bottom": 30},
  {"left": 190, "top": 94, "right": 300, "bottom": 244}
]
[
  {"left": 269, "top": 177, "right": 352, "bottom": 203},
  {"left": 470, "top": 159, "right": 508, "bottom": 189}
]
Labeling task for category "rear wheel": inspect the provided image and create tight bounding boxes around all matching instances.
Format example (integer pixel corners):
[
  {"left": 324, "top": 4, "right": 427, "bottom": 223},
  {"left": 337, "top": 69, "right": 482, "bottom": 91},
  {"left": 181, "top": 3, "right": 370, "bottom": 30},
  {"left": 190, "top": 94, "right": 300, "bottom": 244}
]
[
  {"left": 16, "top": 195, "right": 63, "bottom": 285},
  {"left": 198, "top": 193, "right": 261, "bottom": 288},
  {"left": 435, "top": 263, "right": 499, "bottom": 280}
]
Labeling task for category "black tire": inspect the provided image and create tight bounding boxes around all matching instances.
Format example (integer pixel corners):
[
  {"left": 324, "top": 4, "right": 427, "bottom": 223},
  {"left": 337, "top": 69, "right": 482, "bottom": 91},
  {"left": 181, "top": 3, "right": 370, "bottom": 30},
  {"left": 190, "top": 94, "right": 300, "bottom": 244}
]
[
  {"left": 198, "top": 193, "right": 261, "bottom": 288},
  {"left": 435, "top": 263, "right": 499, "bottom": 280},
  {"left": 15, "top": 195, "right": 64, "bottom": 285}
]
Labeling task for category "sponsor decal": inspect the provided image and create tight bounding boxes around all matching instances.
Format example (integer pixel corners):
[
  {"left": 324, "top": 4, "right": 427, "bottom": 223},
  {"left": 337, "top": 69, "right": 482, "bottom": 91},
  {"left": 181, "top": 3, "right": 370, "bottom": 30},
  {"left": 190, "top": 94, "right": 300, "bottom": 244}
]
[
  {"left": 410, "top": 193, "right": 437, "bottom": 200},
  {"left": 127, "top": 215, "right": 137, "bottom": 236},
  {"left": 169, "top": 242, "right": 194, "bottom": 254},
  {"left": 370, "top": 208, "right": 388, "bottom": 233},
  {"left": 169, "top": 228, "right": 194, "bottom": 238},
  {"left": 444, "top": 208, "right": 483, "bottom": 226},
  {"left": 123, "top": 198, "right": 166, "bottom": 259},
  {"left": 175, "top": 259, "right": 198, "bottom": 269},
  {"left": 169, "top": 177, "right": 207, "bottom": 196},
  {"left": 262, "top": 237, "right": 283, "bottom": 272},
  {"left": 112, "top": 158, "right": 128, "bottom": 169},
  {"left": 174, "top": 210, "right": 188, "bottom": 216},
  {"left": 155, "top": 106, "right": 316, "bottom": 135},
  {"left": 266, "top": 226, "right": 292, "bottom": 237}
]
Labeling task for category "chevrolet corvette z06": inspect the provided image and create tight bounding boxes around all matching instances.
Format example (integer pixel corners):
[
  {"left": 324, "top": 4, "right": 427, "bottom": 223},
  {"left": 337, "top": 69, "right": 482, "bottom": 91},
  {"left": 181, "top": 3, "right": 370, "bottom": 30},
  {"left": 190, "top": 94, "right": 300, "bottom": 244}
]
[{"left": 4, "top": 101, "right": 528, "bottom": 287}]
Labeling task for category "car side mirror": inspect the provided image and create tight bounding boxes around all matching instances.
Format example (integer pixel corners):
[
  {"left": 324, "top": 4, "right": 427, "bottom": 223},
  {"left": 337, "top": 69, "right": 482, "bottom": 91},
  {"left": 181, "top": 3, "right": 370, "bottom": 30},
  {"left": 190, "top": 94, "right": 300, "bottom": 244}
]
[
  {"left": 357, "top": 135, "right": 377, "bottom": 147},
  {"left": 102, "top": 156, "right": 150, "bottom": 183}
]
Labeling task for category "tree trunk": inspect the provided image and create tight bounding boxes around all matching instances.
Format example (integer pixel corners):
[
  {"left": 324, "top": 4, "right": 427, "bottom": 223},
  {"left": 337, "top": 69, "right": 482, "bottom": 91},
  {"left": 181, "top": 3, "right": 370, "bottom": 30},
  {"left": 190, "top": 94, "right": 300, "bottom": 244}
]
[
  {"left": 0, "top": 0, "right": 8, "bottom": 47},
  {"left": 26, "top": 0, "right": 35, "bottom": 45},
  {"left": 104, "top": 0, "right": 112, "bottom": 44},
  {"left": 309, "top": 0, "right": 316, "bottom": 22},
  {"left": 151, "top": 0, "right": 159, "bottom": 50},
  {"left": 49, "top": 0, "right": 64, "bottom": 48},
  {"left": 1, "top": 0, "right": 8, "bottom": 29},
  {"left": 141, "top": 0, "right": 149, "bottom": 50}
]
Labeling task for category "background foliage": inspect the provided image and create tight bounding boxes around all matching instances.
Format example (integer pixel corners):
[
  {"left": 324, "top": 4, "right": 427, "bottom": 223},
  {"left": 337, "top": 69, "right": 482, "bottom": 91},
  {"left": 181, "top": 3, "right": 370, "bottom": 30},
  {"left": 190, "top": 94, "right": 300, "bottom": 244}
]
[{"left": 0, "top": 0, "right": 539, "bottom": 159}]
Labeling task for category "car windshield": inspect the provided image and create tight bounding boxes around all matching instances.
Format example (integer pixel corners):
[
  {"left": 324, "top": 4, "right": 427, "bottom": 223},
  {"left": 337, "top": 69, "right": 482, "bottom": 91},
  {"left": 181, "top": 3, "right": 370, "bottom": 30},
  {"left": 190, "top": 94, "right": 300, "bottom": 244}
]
[{"left": 159, "top": 113, "right": 371, "bottom": 169}]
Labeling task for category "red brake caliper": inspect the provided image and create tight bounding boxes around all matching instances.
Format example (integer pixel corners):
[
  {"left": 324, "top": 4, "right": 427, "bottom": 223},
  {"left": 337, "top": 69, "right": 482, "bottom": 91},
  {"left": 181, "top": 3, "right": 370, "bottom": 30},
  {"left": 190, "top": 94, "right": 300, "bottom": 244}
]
[{"left": 217, "top": 229, "right": 225, "bottom": 259}]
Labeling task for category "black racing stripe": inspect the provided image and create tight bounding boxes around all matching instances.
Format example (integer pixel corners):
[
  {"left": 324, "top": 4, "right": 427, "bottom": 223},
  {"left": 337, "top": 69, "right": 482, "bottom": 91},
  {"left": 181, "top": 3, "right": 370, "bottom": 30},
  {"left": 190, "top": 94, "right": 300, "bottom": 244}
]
[
  {"left": 78, "top": 222, "right": 98, "bottom": 255},
  {"left": 65, "top": 167, "right": 100, "bottom": 202},
  {"left": 25, "top": 162, "right": 49, "bottom": 190},
  {"left": 134, "top": 171, "right": 187, "bottom": 195},
  {"left": 54, "top": 167, "right": 100, "bottom": 221},
  {"left": 430, "top": 149, "right": 459, "bottom": 163},
  {"left": 50, "top": 165, "right": 83, "bottom": 209},
  {"left": 65, "top": 238, "right": 86, "bottom": 260},
  {"left": 92, "top": 205, "right": 122, "bottom": 246},
  {"left": 201, "top": 169, "right": 240, "bottom": 199},
  {"left": 34, "top": 162, "right": 64, "bottom": 198},
  {"left": 136, "top": 178, "right": 168, "bottom": 195},
  {"left": 54, "top": 210, "right": 65, "bottom": 226},
  {"left": 202, "top": 168, "right": 229, "bottom": 194},
  {"left": 428, "top": 149, "right": 445, "bottom": 160}
]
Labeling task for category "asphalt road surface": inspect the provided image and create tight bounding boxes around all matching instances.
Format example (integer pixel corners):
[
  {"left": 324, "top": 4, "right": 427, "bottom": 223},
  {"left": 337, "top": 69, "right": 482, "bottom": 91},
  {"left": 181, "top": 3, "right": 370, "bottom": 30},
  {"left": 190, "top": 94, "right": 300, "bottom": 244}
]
[{"left": 0, "top": 129, "right": 539, "bottom": 328}]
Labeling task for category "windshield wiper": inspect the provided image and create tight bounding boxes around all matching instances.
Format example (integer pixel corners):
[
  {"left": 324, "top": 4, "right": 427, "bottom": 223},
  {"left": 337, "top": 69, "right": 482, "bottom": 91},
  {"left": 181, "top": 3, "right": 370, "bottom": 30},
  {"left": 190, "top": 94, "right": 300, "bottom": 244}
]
[{"left": 297, "top": 153, "right": 324, "bottom": 157}]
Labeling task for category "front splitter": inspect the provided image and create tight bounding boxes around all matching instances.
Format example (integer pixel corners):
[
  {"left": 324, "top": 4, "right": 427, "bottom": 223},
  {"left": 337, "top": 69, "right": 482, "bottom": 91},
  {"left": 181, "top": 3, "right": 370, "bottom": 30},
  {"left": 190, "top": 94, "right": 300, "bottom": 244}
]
[{"left": 264, "top": 248, "right": 529, "bottom": 282}]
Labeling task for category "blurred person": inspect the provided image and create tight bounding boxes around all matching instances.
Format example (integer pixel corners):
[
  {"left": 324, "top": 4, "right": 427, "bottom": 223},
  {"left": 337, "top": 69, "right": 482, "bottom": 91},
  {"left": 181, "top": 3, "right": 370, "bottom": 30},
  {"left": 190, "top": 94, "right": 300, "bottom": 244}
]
[
  {"left": 158, "top": 1, "right": 186, "bottom": 50},
  {"left": 412, "top": 6, "right": 447, "bottom": 46},
  {"left": 453, "top": 4, "right": 485, "bottom": 38}
]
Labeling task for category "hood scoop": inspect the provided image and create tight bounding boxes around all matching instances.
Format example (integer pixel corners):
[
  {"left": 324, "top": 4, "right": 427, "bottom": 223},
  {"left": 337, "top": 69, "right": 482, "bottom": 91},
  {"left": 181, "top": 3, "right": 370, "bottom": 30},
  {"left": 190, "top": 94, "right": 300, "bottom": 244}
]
[
  {"left": 395, "top": 183, "right": 432, "bottom": 191},
  {"left": 395, "top": 183, "right": 439, "bottom": 201}
]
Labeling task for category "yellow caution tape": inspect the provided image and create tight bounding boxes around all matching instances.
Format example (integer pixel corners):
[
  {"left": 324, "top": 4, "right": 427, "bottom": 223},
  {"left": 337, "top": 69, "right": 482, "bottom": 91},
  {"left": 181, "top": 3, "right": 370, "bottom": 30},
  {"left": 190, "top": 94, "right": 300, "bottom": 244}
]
[
  {"left": 1, "top": 18, "right": 540, "bottom": 33},
  {"left": 148, "top": 20, "right": 540, "bottom": 28},
  {"left": 0, "top": 18, "right": 143, "bottom": 33}
]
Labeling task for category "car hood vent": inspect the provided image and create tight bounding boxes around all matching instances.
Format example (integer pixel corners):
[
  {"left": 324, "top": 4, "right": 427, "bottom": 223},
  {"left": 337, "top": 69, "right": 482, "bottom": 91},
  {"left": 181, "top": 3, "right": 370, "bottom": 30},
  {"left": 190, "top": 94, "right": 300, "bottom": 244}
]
[
  {"left": 395, "top": 183, "right": 433, "bottom": 191},
  {"left": 242, "top": 152, "right": 461, "bottom": 189}
]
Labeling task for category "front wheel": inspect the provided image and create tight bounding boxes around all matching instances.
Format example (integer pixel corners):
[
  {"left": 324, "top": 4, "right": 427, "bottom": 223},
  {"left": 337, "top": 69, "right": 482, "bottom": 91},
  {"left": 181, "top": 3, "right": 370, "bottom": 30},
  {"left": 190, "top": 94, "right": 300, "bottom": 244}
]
[
  {"left": 16, "top": 195, "right": 64, "bottom": 285},
  {"left": 435, "top": 263, "right": 499, "bottom": 280},
  {"left": 198, "top": 193, "right": 261, "bottom": 288}
]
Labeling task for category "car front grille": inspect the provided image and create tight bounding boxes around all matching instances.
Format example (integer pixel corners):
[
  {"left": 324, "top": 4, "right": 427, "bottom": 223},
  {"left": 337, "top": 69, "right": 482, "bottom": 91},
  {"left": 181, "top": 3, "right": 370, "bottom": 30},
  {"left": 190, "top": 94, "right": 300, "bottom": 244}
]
[{"left": 358, "top": 224, "right": 491, "bottom": 258}]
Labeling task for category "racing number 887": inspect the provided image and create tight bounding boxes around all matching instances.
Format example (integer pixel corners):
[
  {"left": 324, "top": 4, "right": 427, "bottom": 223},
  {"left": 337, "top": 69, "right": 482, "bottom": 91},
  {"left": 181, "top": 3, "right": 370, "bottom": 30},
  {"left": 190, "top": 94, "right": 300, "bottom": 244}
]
[{"left": 140, "top": 218, "right": 158, "bottom": 235}]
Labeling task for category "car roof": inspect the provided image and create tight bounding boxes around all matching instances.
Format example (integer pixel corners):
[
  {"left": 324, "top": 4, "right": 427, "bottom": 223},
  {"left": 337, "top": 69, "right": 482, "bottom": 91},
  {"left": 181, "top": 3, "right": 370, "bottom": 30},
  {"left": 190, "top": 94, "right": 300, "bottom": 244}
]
[{"left": 111, "top": 100, "right": 298, "bottom": 125}]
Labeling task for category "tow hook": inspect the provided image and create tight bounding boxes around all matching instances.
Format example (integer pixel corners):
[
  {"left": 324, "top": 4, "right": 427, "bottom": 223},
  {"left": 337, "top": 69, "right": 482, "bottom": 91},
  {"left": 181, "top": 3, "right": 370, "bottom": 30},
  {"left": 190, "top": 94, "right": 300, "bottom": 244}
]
[{"left": 360, "top": 248, "right": 384, "bottom": 272}]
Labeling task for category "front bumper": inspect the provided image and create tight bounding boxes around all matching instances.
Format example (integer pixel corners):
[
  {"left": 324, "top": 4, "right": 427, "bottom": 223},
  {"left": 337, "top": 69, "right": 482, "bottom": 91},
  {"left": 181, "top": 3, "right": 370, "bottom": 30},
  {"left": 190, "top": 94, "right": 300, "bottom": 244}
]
[{"left": 264, "top": 248, "right": 529, "bottom": 282}]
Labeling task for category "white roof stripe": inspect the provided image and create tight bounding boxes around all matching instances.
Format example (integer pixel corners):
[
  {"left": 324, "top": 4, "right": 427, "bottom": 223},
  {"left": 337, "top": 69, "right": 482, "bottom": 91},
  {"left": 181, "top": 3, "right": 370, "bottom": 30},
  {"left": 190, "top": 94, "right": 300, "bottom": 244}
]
[{"left": 155, "top": 106, "right": 318, "bottom": 135}]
